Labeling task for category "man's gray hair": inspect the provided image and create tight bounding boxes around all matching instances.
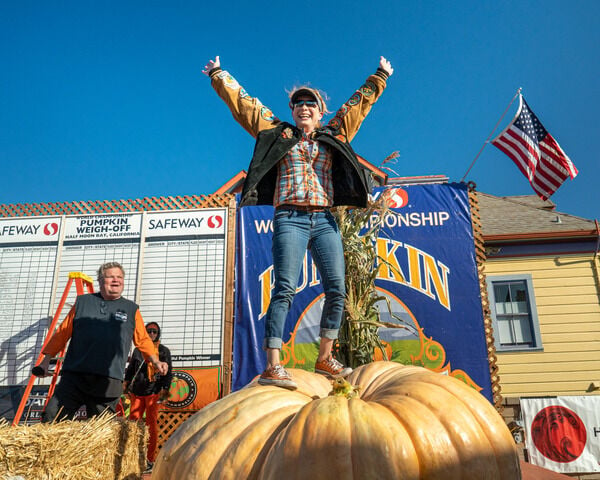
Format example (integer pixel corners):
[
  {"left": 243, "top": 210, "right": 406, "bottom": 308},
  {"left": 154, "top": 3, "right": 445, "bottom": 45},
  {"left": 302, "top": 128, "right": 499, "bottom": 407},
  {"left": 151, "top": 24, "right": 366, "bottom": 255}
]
[{"left": 97, "top": 262, "right": 125, "bottom": 282}]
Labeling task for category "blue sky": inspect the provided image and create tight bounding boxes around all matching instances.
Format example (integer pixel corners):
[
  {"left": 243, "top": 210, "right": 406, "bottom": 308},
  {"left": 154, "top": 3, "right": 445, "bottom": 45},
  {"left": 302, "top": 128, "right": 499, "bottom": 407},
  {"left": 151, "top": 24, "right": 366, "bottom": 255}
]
[{"left": 2, "top": 1, "right": 598, "bottom": 221}]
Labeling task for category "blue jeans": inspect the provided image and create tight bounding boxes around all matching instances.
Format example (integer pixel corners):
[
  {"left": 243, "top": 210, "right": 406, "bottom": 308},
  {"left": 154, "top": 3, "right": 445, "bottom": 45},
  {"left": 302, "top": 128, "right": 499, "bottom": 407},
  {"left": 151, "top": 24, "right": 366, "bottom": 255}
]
[{"left": 263, "top": 208, "right": 346, "bottom": 349}]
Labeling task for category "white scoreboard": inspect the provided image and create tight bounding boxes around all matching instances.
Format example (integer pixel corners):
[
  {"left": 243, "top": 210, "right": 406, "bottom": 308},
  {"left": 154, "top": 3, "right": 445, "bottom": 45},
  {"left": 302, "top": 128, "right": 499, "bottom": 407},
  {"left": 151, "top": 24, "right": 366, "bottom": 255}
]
[{"left": 0, "top": 208, "right": 229, "bottom": 386}]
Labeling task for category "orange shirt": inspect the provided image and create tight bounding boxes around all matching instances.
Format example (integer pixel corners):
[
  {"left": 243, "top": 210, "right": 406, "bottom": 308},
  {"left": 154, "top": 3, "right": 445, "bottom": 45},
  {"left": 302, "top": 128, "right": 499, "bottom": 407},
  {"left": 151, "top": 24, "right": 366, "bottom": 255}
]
[{"left": 43, "top": 304, "right": 157, "bottom": 361}]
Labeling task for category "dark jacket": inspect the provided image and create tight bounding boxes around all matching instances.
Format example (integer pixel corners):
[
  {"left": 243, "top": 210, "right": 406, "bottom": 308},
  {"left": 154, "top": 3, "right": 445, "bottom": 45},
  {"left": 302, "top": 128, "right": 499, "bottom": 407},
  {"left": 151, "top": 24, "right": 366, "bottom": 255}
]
[
  {"left": 239, "top": 122, "right": 373, "bottom": 207},
  {"left": 124, "top": 323, "right": 172, "bottom": 396}
]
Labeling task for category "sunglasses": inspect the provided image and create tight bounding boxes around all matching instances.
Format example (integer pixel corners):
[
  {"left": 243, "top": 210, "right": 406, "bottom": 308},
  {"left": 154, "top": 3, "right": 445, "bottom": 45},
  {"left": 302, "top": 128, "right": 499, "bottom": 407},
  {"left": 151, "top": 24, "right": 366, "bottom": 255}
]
[
  {"left": 292, "top": 100, "right": 319, "bottom": 109},
  {"left": 146, "top": 328, "right": 158, "bottom": 334}
]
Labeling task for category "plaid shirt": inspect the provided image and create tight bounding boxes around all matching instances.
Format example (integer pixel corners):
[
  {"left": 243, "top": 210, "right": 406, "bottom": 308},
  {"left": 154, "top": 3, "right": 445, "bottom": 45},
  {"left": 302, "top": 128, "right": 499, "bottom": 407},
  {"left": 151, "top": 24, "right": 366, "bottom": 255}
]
[{"left": 274, "top": 135, "right": 333, "bottom": 207}]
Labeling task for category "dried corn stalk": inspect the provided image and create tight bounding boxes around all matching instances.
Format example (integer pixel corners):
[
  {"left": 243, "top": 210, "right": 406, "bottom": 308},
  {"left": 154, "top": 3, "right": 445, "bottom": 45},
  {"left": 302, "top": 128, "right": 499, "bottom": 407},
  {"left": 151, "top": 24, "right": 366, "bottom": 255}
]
[{"left": 333, "top": 179, "right": 409, "bottom": 368}]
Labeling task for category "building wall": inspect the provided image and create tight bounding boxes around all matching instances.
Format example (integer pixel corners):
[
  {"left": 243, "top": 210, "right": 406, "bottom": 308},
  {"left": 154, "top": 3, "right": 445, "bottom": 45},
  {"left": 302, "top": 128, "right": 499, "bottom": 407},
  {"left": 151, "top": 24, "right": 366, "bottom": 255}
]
[{"left": 486, "top": 253, "right": 600, "bottom": 397}]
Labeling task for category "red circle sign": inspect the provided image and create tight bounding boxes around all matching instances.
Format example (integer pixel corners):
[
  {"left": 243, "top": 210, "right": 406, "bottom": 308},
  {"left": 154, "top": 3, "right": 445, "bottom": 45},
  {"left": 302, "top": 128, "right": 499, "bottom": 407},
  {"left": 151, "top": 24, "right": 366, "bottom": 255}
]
[
  {"left": 531, "top": 405, "right": 586, "bottom": 463},
  {"left": 385, "top": 188, "right": 409, "bottom": 209},
  {"left": 43, "top": 222, "right": 59, "bottom": 236},
  {"left": 207, "top": 215, "right": 223, "bottom": 229}
]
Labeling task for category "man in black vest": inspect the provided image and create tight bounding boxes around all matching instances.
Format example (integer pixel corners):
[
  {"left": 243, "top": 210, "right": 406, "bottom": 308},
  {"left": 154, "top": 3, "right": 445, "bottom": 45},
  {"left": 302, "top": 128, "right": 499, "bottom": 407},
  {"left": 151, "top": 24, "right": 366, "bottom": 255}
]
[
  {"left": 36, "top": 262, "right": 168, "bottom": 422},
  {"left": 203, "top": 56, "right": 393, "bottom": 389}
]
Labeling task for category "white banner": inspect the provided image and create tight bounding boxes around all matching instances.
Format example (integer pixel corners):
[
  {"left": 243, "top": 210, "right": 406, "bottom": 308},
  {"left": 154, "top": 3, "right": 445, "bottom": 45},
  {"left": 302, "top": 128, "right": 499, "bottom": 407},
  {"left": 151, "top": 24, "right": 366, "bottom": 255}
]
[
  {"left": 521, "top": 396, "right": 600, "bottom": 473},
  {"left": 0, "top": 217, "right": 61, "bottom": 244},
  {"left": 145, "top": 209, "right": 225, "bottom": 238},
  {"left": 63, "top": 213, "right": 142, "bottom": 241}
]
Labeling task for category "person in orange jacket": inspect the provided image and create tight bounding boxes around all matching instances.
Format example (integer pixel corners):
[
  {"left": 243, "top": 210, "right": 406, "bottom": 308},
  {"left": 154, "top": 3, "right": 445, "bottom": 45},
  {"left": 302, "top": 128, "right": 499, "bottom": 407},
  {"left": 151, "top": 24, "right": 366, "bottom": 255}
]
[{"left": 123, "top": 321, "right": 172, "bottom": 473}]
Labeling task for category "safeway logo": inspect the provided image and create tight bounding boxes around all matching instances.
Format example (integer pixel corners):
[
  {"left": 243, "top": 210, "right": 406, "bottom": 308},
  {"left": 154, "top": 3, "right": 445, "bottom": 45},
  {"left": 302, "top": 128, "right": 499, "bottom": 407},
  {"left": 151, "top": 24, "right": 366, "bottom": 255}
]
[
  {"left": 385, "top": 188, "right": 409, "bottom": 209},
  {"left": 207, "top": 215, "right": 223, "bottom": 229},
  {"left": 43, "top": 223, "right": 59, "bottom": 236}
]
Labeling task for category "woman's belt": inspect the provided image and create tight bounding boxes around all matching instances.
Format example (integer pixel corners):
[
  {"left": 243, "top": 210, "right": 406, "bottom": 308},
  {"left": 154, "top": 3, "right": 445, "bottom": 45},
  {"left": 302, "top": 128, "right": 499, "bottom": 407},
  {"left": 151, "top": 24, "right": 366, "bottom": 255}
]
[{"left": 276, "top": 204, "right": 330, "bottom": 212}]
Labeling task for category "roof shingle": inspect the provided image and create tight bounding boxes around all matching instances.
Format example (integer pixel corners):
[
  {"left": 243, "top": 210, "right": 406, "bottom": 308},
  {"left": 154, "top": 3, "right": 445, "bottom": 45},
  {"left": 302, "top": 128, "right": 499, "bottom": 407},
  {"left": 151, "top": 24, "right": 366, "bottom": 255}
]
[{"left": 477, "top": 193, "right": 596, "bottom": 237}]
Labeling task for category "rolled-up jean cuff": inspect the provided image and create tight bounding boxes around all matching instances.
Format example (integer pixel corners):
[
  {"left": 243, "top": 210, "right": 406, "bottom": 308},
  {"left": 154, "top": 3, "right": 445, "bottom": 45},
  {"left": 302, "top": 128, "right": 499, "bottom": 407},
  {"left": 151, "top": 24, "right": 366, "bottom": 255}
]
[
  {"left": 263, "top": 337, "right": 283, "bottom": 350},
  {"left": 320, "top": 328, "right": 339, "bottom": 340}
]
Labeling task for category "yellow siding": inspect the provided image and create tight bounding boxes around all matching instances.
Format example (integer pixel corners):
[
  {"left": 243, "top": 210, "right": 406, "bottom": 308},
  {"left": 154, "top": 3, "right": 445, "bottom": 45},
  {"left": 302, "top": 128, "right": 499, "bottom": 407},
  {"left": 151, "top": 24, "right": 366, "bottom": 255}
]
[
  {"left": 536, "top": 285, "right": 598, "bottom": 297},
  {"left": 537, "top": 304, "right": 598, "bottom": 315},
  {"left": 538, "top": 296, "right": 599, "bottom": 307},
  {"left": 497, "top": 350, "right": 598, "bottom": 364},
  {"left": 501, "top": 381, "right": 598, "bottom": 396},
  {"left": 541, "top": 332, "right": 600, "bottom": 343},
  {"left": 507, "top": 371, "right": 597, "bottom": 383},
  {"left": 486, "top": 253, "right": 600, "bottom": 397},
  {"left": 542, "top": 321, "right": 599, "bottom": 333},
  {"left": 499, "top": 360, "right": 595, "bottom": 374},
  {"left": 487, "top": 261, "right": 592, "bottom": 276},
  {"left": 541, "top": 341, "right": 598, "bottom": 353},
  {"left": 534, "top": 276, "right": 597, "bottom": 287},
  {"left": 537, "top": 312, "right": 599, "bottom": 324}
]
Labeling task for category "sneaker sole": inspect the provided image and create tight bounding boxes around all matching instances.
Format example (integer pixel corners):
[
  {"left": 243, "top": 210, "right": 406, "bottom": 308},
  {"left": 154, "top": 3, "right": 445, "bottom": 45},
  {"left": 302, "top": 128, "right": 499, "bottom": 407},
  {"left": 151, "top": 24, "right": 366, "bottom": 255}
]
[
  {"left": 258, "top": 377, "right": 298, "bottom": 390},
  {"left": 315, "top": 368, "right": 352, "bottom": 379}
]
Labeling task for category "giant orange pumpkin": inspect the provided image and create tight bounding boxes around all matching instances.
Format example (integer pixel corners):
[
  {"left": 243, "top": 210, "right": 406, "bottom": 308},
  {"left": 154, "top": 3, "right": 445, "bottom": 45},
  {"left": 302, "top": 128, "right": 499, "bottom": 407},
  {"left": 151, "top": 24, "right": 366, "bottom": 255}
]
[{"left": 153, "top": 362, "right": 520, "bottom": 479}]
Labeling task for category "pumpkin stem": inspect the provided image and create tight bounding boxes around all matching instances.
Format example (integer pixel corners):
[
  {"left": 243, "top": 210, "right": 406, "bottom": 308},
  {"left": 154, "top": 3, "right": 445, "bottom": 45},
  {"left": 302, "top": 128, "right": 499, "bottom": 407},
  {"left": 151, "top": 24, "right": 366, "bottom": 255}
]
[{"left": 328, "top": 378, "right": 361, "bottom": 399}]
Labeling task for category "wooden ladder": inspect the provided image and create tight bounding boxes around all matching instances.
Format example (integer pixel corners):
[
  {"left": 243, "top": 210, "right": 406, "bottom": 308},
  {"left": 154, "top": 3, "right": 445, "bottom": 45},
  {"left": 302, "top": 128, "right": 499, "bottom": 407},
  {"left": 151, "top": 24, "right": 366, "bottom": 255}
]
[{"left": 12, "top": 272, "right": 94, "bottom": 426}]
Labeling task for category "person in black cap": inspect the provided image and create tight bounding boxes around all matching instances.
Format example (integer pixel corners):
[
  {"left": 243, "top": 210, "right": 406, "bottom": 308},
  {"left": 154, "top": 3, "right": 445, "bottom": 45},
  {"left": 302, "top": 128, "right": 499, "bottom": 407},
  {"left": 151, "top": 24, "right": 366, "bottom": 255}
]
[
  {"left": 123, "top": 321, "right": 172, "bottom": 474},
  {"left": 202, "top": 55, "right": 393, "bottom": 390}
]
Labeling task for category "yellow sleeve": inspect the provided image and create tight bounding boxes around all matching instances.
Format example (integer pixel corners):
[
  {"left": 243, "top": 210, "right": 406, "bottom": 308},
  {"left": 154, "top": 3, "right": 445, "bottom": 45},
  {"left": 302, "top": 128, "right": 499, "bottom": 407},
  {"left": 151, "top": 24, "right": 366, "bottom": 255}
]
[
  {"left": 132, "top": 310, "right": 158, "bottom": 361},
  {"left": 327, "top": 72, "right": 388, "bottom": 142},
  {"left": 210, "top": 69, "right": 280, "bottom": 138},
  {"left": 42, "top": 306, "right": 75, "bottom": 356}
]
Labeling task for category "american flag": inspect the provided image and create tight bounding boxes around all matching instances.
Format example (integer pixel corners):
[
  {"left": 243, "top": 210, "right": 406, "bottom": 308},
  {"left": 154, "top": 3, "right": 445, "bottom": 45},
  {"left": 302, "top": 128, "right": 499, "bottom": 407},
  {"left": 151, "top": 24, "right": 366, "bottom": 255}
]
[{"left": 491, "top": 94, "right": 578, "bottom": 200}]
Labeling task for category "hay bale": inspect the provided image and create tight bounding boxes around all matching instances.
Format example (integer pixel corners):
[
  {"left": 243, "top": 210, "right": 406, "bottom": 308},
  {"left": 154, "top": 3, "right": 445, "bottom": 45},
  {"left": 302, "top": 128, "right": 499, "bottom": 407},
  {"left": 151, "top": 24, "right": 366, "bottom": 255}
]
[{"left": 0, "top": 413, "right": 147, "bottom": 480}]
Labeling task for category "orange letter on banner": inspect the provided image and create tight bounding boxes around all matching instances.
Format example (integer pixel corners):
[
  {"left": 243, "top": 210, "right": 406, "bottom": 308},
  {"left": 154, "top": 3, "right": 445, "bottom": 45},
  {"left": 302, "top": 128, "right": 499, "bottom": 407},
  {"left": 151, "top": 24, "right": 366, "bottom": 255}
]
[
  {"left": 259, "top": 266, "right": 273, "bottom": 319},
  {"left": 376, "top": 238, "right": 407, "bottom": 283}
]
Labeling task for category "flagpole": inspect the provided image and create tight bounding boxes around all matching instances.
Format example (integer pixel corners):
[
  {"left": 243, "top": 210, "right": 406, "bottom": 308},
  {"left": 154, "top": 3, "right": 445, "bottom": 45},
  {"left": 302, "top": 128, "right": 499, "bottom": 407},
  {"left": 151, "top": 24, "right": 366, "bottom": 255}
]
[{"left": 460, "top": 87, "right": 522, "bottom": 182}]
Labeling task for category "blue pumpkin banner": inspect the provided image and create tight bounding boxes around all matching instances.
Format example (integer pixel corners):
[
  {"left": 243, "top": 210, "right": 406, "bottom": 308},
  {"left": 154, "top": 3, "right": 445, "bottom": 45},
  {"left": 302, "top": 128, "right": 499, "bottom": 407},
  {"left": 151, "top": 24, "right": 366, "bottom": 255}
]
[{"left": 234, "top": 183, "right": 492, "bottom": 402}]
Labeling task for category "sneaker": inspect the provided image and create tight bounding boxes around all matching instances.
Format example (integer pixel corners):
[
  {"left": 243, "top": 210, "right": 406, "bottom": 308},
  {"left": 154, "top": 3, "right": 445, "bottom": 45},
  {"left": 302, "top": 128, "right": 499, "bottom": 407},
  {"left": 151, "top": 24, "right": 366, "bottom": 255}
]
[
  {"left": 315, "top": 356, "right": 352, "bottom": 378},
  {"left": 258, "top": 364, "right": 298, "bottom": 390},
  {"left": 144, "top": 461, "right": 154, "bottom": 474}
]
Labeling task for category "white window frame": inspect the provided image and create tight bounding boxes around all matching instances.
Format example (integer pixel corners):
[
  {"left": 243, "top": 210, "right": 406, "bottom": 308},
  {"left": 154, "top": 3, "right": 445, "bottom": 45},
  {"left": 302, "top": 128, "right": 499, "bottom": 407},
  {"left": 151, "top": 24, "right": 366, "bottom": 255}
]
[{"left": 486, "top": 274, "right": 543, "bottom": 352}]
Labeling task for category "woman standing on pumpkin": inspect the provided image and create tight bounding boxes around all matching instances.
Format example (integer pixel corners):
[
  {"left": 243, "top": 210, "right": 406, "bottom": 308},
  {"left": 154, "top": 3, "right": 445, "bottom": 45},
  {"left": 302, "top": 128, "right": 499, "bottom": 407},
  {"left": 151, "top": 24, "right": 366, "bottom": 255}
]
[{"left": 202, "top": 55, "right": 393, "bottom": 390}]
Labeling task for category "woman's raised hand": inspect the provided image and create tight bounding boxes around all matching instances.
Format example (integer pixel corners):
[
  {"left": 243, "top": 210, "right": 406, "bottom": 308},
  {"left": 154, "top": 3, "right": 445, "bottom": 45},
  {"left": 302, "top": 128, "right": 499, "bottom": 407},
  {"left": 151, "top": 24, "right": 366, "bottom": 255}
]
[
  {"left": 202, "top": 56, "right": 221, "bottom": 76},
  {"left": 379, "top": 56, "right": 394, "bottom": 77}
]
